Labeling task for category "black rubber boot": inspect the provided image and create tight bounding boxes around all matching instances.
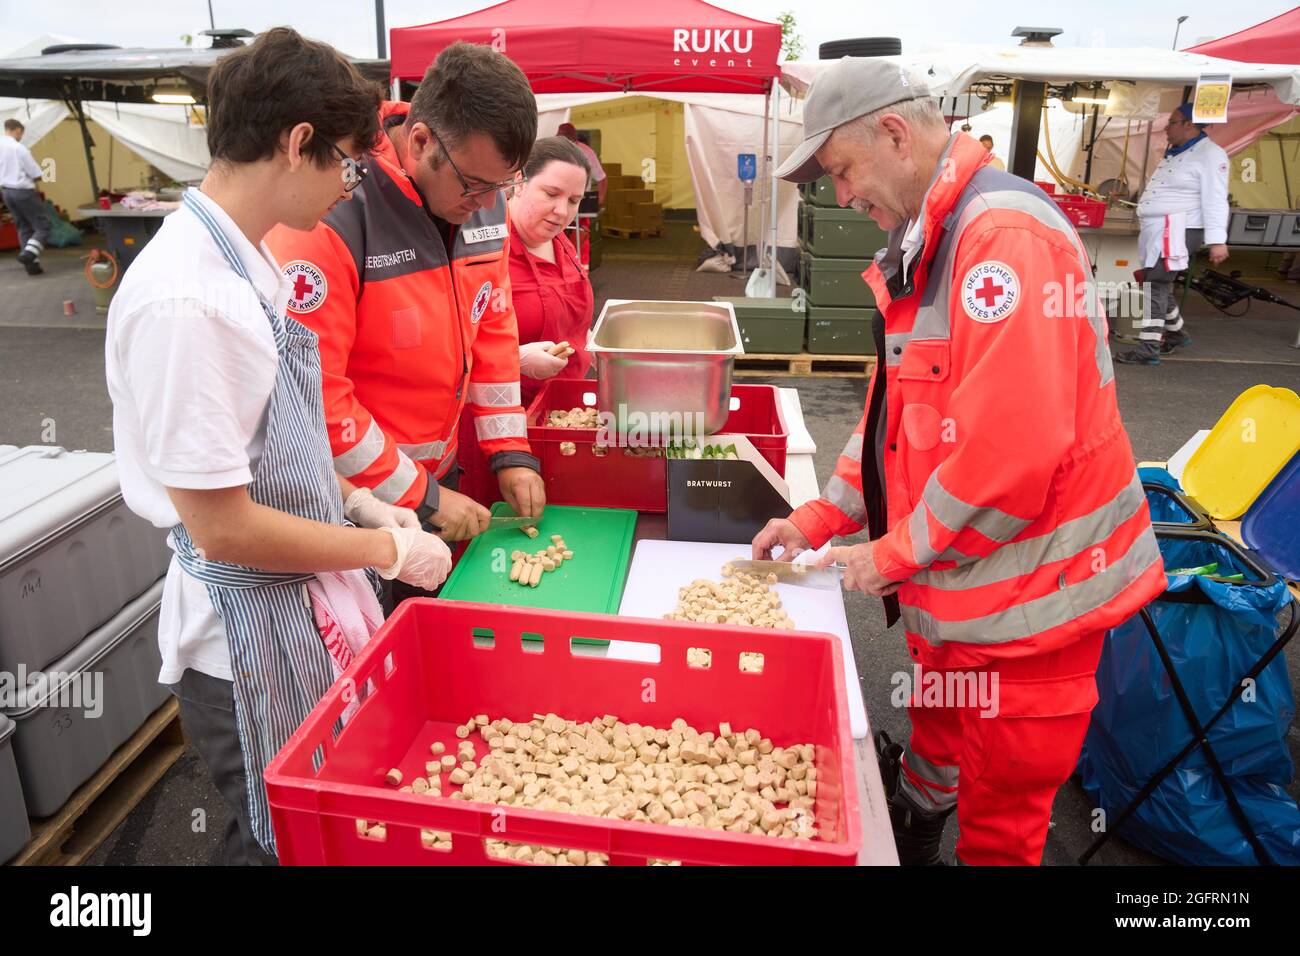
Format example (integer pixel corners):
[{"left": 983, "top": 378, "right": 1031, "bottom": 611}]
[{"left": 876, "top": 731, "right": 953, "bottom": 866}]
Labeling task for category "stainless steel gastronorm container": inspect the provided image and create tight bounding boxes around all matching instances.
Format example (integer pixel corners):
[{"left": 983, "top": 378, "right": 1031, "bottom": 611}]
[{"left": 586, "top": 299, "right": 743, "bottom": 440}]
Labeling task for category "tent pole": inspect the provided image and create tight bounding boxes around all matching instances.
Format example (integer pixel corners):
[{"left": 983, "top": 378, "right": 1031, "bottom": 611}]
[
  {"left": 1139, "top": 120, "right": 1153, "bottom": 189},
  {"left": 767, "top": 80, "right": 779, "bottom": 292},
  {"left": 65, "top": 91, "right": 100, "bottom": 200},
  {"left": 757, "top": 84, "right": 770, "bottom": 283}
]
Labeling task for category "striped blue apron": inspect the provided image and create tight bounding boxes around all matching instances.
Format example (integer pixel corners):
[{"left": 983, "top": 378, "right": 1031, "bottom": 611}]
[{"left": 170, "top": 189, "right": 370, "bottom": 854}]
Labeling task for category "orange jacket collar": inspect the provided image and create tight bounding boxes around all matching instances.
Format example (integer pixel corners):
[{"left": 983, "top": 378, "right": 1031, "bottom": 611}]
[{"left": 371, "top": 100, "right": 422, "bottom": 206}]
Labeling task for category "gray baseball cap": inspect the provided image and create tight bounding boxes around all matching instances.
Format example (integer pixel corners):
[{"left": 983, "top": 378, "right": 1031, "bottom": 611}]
[{"left": 777, "top": 58, "right": 932, "bottom": 183}]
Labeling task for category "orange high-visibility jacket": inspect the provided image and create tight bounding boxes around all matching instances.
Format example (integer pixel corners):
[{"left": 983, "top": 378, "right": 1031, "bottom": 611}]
[
  {"left": 265, "top": 101, "right": 535, "bottom": 510},
  {"left": 790, "top": 134, "right": 1165, "bottom": 668}
]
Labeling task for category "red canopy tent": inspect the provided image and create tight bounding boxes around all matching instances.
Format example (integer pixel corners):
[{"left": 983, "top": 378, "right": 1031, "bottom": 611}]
[
  {"left": 389, "top": 0, "right": 782, "bottom": 93},
  {"left": 389, "top": 0, "right": 787, "bottom": 294},
  {"left": 1187, "top": 7, "right": 1300, "bottom": 63}
]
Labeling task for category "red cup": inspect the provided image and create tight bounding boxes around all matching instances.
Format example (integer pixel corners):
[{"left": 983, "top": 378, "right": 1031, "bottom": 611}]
[{"left": 98, "top": 196, "right": 110, "bottom": 209}]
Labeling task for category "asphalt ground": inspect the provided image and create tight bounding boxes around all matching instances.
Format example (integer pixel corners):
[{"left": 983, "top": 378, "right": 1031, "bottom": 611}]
[{"left": 1, "top": 227, "right": 1297, "bottom": 866}]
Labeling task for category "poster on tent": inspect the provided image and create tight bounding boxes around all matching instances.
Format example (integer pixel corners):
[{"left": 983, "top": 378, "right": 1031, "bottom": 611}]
[{"left": 1193, "top": 74, "right": 1232, "bottom": 124}]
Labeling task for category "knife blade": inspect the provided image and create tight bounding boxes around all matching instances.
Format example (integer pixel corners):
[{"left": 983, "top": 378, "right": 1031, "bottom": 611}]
[
  {"left": 727, "top": 558, "right": 846, "bottom": 589},
  {"left": 487, "top": 516, "right": 540, "bottom": 530}
]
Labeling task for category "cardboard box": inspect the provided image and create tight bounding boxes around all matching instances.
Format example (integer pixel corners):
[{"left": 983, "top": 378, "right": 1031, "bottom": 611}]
[{"left": 666, "top": 437, "right": 792, "bottom": 545}]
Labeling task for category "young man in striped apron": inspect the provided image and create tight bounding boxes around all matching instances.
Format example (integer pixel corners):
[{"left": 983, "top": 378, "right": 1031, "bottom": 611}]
[{"left": 105, "top": 29, "right": 453, "bottom": 864}]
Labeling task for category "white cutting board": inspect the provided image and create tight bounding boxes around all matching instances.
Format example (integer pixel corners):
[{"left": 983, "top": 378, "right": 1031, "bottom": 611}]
[{"left": 617, "top": 539, "right": 868, "bottom": 739}]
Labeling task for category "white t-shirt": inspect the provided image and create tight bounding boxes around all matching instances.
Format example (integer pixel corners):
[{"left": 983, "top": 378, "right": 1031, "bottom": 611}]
[{"left": 105, "top": 187, "right": 288, "bottom": 684}]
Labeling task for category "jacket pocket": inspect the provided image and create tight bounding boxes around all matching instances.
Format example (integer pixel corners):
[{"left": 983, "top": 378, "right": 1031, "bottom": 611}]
[
  {"left": 896, "top": 339, "right": 950, "bottom": 383},
  {"left": 391, "top": 307, "right": 421, "bottom": 349}
]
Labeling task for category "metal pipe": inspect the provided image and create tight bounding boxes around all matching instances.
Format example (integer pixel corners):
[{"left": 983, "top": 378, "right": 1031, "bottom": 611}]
[{"left": 375, "top": 0, "right": 387, "bottom": 59}]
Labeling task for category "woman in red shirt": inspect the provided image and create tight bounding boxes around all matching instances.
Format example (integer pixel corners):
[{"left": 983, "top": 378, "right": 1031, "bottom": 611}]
[{"left": 458, "top": 137, "right": 595, "bottom": 506}]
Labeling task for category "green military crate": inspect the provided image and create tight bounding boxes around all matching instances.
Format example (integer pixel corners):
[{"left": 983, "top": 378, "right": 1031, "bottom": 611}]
[
  {"left": 712, "top": 296, "right": 805, "bottom": 354},
  {"left": 798, "top": 176, "right": 838, "bottom": 207},
  {"left": 800, "top": 205, "right": 889, "bottom": 259},
  {"left": 800, "top": 252, "right": 875, "bottom": 308},
  {"left": 806, "top": 305, "right": 876, "bottom": 355}
]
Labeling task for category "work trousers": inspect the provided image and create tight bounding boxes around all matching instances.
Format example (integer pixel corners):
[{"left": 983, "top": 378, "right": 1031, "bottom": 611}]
[
  {"left": 1135, "top": 228, "right": 1203, "bottom": 358},
  {"left": 898, "top": 631, "right": 1106, "bottom": 865},
  {"left": 2, "top": 186, "right": 50, "bottom": 261}
]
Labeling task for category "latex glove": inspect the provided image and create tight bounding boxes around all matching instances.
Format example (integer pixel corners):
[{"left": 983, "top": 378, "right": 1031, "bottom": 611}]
[
  {"left": 344, "top": 486, "right": 421, "bottom": 530},
  {"left": 376, "top": 526, "right": 453, "bottom": 591},
  {"left": 519, "top": 340, "right": 568, "bottom": 380}
]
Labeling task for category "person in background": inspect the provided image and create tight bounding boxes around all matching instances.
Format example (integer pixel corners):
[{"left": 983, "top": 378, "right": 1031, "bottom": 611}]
[
  {"left": 1, "top": 119, "right": 51, "bottom": 275},
  {"left": 266, "top": 42, "right": 545, "bottom": 550},
  {"left": 1116, "top": 103, "right": 1229, "bottom": 366},
  {"left": 456, "top": 137, "right": 595, "bottom": 506},
  {"left": 105, "top": 28, "right": 452, "bottom": 864},
  {"left": 978, "top": 134, "right": 1005, "bottom": 171},
  {"left": 557, "top": 121, "right": 606, "bottom": 206}
]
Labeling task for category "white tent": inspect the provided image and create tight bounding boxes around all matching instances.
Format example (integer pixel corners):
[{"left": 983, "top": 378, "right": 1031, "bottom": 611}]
[{"left": 537, "top": 91, "right": 805, "bottom": 265}]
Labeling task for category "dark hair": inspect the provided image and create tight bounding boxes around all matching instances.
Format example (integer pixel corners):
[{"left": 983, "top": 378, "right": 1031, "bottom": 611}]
[
  {"left": 3, "top": 119, "right": 23, "bottom": 132},
  {"left": 408, "top": 41, "right": 537, "bottom": 171},
  {"left": 979, "top": 134, "right": 993, "bottom": 145},
  {"left": 523, "top": 136, "right": 590, "bottom": 180},
  {"left": 204, "top": 27, "right": 380, "bottom": 166}
]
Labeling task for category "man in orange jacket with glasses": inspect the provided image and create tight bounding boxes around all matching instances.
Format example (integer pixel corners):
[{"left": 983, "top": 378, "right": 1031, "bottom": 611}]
[
  {"left": 267, "top": 42, "right": 545, "bottom": 545},
  {"left": 755, "top": 59, "right": 1164, "bottom": 865}
]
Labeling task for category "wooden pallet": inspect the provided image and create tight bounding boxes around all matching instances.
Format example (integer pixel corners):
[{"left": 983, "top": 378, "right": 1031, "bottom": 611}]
[
  {"left": 602, "top": 226, "right": 663, "bottom": 239},
  {"left": 8, "top": 698, "right": 186, "bottom": 866},
  {"left": 734, "top": 352, "right": 876, "bottom": 378}
]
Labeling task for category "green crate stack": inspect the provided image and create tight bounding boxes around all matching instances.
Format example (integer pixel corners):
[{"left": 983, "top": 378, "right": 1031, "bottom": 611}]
[
  {"left": 797, "top": 175, "right": 885, "bottom": 355},
  {"left": 712, "top": 296, "right": 805, "bottom": 354}
]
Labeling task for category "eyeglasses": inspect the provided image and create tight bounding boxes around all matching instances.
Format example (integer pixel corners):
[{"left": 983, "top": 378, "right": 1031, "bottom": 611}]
[
  {"left": 329, "top": 141, "right": 369, "bottom": 192},
  {"left": 429, "top": 126, "right": 523, "bottom": 199}
]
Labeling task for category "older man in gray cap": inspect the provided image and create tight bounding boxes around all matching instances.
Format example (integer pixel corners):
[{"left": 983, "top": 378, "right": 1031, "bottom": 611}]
[{"left": 753, "top": 59, "right": 1162, "bottom": 866}]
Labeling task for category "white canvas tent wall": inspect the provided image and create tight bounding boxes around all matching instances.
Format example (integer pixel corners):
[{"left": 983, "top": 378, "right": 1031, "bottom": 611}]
[{"left": 537, "top": 90, "right": 804, "bottom": 267}]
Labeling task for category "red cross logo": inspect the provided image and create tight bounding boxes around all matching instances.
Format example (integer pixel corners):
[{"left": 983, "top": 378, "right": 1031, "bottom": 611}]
[
  {"left": 975, "top": 277, "right": 1003, "bottom": 307},
  {"left": 282, "top": 260, "right": 327, "bottom": 314}
]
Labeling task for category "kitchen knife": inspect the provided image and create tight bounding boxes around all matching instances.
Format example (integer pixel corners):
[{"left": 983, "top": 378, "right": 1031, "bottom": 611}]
[{"left": 727, "top": 558, "right": 846, "bottom": 590}]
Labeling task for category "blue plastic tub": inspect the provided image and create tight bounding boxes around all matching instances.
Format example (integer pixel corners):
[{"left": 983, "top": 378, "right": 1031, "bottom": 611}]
[{"left": 1242, "top": 450, "right": 1300, "bottom": 581}]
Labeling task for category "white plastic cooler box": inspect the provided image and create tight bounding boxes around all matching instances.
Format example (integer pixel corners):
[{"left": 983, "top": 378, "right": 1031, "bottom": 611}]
[
  {"left": 0, "top": 713, "right": 30, "bottom": 862},
  {"left": 0, "top": 446, "right": 170, "bottom": 675},
  {"left": 2, "top": 579, "right": 170, "bottom": 817}
]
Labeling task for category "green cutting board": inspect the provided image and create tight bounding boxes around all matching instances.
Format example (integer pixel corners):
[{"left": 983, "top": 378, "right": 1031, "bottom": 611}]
[{"left": 439, "top": 503, "right": 637, "bottom": 639}]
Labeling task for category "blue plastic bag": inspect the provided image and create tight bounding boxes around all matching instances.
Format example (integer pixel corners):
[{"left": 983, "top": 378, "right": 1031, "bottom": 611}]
[{"left": 1078, "top": 531, "right": 1300, "bottom": 865}]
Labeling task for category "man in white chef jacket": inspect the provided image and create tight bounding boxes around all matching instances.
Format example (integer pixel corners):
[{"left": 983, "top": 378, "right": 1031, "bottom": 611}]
[{"left": 1115, "top": 103, "right": 1229, "bottom": 366}]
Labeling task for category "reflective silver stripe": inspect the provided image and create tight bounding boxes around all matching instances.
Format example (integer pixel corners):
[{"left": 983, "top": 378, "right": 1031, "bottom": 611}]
[
  {"left": 913, "top": 474, "right": 1146, "bottom": 591},
  {"left": 921, "top": 470, "right": 1032, "bottom": 543},
  {"left": 900, "top": 749, "right": 959, "bottom": 811},
  {"left": 371, "top": 452, "right": 420, "bottom": 504},
  {"left": 884, "top": 333, "right": 913, "bottom": 366},
  {"left": 909, "top": 502, "right": 940, "bottom": 567},
  {"left": 823, "top": 474, "right": 866, "bottom": 525},
  {"left": 903, "top": 749, "right": 959, "bottom": 789},
  {"left": 332, "top": 418, "right": 386, "bottom": 477},
  {"left": 396, "top": 440, "right": 448, "bottom": 461},
  {"left": 901, "top": 527, "right": 1160, "bottom": 646},
  {"left": 911, "top": 305, "right": 950, "bottom": 342},
  {"left": 467, "top": 381, "right": 522, "bottom": 408},
  {"left": 474, "top": 412, "right": 527, "bottom": 441},
  {"left": 841, "top": 433, "right": 864, "bottom": 463}
]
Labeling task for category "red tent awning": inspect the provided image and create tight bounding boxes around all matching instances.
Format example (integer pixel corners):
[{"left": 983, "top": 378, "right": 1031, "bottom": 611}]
[
  {"left": 1186, "top": 7, "right": 1300, "bottom": 64},
  {"left": 390, "top": 0, "right": 782, "bottom": 93}
]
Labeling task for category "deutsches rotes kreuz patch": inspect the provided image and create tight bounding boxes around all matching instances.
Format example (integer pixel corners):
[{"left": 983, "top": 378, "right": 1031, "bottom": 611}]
[
  {"left": 283, "top": 260, "right": 327, "bottom": 314},
  {"left": 960, "top": 261, "right": 1020, "bottom": 323},
  {"left": 471, "top": 281, "right": 493, "bottom": 323}
]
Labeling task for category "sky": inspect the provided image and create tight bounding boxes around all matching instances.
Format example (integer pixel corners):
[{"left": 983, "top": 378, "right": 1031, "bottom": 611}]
[{"left": 0, "top": 0, "right": 1292, "bottom": 60}]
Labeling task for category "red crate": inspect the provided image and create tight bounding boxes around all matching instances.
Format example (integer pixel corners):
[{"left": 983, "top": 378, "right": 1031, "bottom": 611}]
[
  {"left": 265, "top": 600, "right": 861, "bottom": 865},
  {"left": 526, "top": 379, "right": 789, "bottom": 513},
  {"left": 1051, "top": 194, "right": 1106, "bottom": 229},
  {"left": 1033, "top": 180, "right": 1057, "bottom": 195}
]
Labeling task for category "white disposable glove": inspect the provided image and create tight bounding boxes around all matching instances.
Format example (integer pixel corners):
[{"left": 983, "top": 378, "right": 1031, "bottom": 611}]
[
  {"left": 519, "top": 340, "right": 568, "bottom": 380},
  {"left": 376, "top": 526, "right": 453, "bottom": 591},
  {"left": 344, "top": 486, "right": 421, "bottom": 530}
]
